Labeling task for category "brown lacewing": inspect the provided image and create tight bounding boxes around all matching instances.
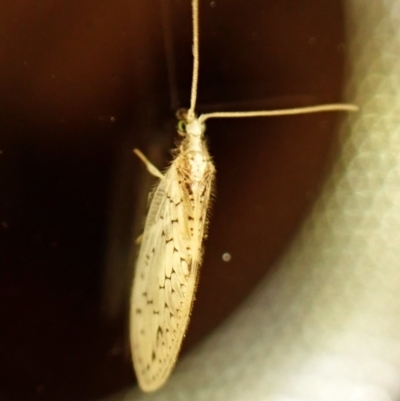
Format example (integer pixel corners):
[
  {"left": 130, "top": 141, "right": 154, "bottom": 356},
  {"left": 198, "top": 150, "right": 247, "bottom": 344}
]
[{"left": 130, "top": 0, "right": 358, "bottom": 392}]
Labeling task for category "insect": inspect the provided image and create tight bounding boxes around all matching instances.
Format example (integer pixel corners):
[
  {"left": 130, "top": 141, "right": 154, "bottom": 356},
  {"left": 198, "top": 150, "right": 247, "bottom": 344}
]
[{"left": 129, "top": 0, "right": 358, "bottom": 392}]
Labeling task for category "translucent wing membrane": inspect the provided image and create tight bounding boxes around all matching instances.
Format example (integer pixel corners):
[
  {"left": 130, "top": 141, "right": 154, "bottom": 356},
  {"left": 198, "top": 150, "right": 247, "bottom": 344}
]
[{"left": 130, "top": 148, "right": 215, "bottom": 392}]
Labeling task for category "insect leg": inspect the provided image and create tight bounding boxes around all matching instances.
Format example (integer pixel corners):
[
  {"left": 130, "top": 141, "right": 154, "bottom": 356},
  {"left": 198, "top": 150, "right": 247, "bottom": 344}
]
[{"left": 133, "top": 148, "right": 164, "bottom": 179}]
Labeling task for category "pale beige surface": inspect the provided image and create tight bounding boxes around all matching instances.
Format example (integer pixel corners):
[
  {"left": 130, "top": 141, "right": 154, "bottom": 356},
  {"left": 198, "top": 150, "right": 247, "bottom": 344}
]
[{"left": 109, "top": 0, "right": 400, "bottom": 399}]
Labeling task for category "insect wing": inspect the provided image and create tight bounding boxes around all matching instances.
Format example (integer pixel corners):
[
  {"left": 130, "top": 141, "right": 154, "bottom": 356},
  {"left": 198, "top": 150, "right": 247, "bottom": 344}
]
[{"left": 130, "top": 157, "right": 214, "bottom": 392}]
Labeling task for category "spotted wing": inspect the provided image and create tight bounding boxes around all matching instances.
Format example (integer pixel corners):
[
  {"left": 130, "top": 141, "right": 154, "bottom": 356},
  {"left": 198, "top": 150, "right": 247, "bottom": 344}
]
[{"left": 130, "top": 157, "right": 215, "bottom": 392}]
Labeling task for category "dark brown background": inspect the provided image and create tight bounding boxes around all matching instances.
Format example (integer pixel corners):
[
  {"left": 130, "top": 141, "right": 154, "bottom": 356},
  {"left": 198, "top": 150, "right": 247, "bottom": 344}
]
[{"left": 0, "top": 0, "right": 348, "bottom": 400}]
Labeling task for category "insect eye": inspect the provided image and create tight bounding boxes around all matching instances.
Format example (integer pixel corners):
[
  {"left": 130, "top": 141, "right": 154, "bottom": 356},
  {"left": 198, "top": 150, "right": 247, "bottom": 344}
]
[{"left": 177, "top": 120, "right": 187, "bottom": 133}]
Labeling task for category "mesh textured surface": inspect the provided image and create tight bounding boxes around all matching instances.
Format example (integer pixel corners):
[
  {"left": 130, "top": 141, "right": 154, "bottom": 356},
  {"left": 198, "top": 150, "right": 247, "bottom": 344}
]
[{"left": 110, "top": 0, "right": 400, "bottom": 399}]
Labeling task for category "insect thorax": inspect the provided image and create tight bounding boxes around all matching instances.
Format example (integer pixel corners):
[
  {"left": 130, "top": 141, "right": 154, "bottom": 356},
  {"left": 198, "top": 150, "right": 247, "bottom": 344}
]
[{"left": 177, "top": 134, "right": 213, "bottom": 183}]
